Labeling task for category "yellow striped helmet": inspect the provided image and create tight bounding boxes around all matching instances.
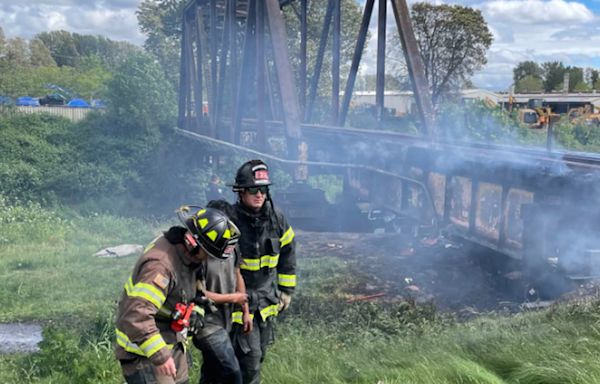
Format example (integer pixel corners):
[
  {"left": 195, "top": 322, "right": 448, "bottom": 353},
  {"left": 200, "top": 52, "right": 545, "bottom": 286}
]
[{"left": 176, "top": 205, "right": 240, "bottom": 259}]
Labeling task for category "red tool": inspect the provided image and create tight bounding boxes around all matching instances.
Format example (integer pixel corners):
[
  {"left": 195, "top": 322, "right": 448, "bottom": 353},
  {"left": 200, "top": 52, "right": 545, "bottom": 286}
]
[{"left": 170, "top": 302, "right": 196, "bottom": 332}]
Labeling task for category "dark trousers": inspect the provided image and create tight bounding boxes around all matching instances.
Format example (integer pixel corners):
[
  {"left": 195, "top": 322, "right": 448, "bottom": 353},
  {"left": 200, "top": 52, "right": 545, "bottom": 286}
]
[
  {"left": 194, "top": 328, "right": 242, "bottom": 384},
  {"left": 121, "top": 344, "right": 189, "bottom": 384},
  {"left": 232, "top": 316, "right": 274, "bottom": 384}
]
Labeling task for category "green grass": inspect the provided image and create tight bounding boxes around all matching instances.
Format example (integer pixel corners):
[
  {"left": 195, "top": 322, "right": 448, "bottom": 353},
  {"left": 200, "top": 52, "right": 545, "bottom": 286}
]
[{"left": 4, "top": 198, "right": 600, "bottom": 383}]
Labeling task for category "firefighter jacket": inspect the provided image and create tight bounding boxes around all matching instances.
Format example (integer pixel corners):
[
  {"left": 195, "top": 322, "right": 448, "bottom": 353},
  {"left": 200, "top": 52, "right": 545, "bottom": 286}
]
[
  {"left": 232, "top": 201, "right": 296, "bottom": 323},
  {"left": 115, "top": 235, "right": 202, "bottom": 366}
]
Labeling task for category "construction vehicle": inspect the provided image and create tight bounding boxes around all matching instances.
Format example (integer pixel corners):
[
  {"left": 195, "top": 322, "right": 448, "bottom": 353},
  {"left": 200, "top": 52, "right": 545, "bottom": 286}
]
[
  {"left": 517, "top": 99, "right": 560, "bottom": 129},
  {"left": 568, "top": 105, "right": 600, "bottom": 127}
]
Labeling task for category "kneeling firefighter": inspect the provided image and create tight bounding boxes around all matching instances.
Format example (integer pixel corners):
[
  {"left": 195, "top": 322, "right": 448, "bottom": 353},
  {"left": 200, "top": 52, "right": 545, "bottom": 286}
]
[
  {"left": 115, "top": 206, "right": 240, "bottom": 384},
  {"left": 229, "top": 160, "right": 297, "bottom": 384}
]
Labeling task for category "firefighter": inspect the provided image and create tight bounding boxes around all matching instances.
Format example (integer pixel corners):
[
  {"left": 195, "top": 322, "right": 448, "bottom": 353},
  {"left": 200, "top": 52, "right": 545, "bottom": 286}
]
[
  {"left": 115, "top": 206, "right": 240, "bottom": 384},
  {"left": 192, "top": 199, "right": 252, "bottom": 384},
  {"left": 228, "top": 160, "right": 297, "bottom": 384},
  {"left": 206, "top": 175, "right": 226, "bottom": 202}
]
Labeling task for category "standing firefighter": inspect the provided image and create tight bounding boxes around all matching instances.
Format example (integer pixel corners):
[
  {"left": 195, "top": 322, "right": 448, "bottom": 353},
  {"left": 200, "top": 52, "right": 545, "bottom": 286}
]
[
  {"left": 229, "top": 159, "right": 297, "bottom": 384},
  {"left": 115, "top": 206, "right": 240, "bottom": 384}
]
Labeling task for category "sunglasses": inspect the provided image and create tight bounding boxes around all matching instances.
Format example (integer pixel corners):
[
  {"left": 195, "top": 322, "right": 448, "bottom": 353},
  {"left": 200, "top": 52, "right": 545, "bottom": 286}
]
[{"left": 246, "top": 186, "right": 268, "bottom": 195}]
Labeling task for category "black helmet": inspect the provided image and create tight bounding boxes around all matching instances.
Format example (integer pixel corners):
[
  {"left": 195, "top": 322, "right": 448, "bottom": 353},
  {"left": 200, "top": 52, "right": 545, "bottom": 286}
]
[
  {"left": 176, "top": 205, "right": 240, "bottom": 259},
  {"left": 230, "top": 159, "right": 271, "bottom": 192}
]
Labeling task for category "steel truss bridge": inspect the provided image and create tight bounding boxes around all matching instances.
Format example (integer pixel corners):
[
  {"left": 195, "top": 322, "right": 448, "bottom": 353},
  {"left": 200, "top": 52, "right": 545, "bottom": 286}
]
[{"left": 176, "top": 0, "right": 600, "bottom": 282}]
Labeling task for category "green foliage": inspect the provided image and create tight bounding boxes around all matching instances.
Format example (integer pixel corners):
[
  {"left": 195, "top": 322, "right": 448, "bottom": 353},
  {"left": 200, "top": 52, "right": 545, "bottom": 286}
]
[
  {"left": 515, "top": 75, "right": 544, "bottom": 93},
  {"left": 137, "top": 0, "right": 186, "bottom": 88},
  {"left": 436, "top": 100, "right": 545, "bottom": 145},
  {"left": 35, "top": 30, "right": 141, "bottom": 68},
  {"left": 307, "top": 174, "right": 343, "bottom": 203},
  {"left": 513, "top": 61, "right": 543, "bottom": 85},
  {"left": 391, "top": 3, "right": 493, "bottom": 104},
  {"left": 0, "top": 60, "right": 111, "bottom": 99},
  {"left": 542, "top": 61, "right": 566, "bottom": 92},
  {"left": 573, "top": 81, "right": 591, "bottom": 92},
  {"left": 0, "top": 113, "right": 81, "bottom": 202}
]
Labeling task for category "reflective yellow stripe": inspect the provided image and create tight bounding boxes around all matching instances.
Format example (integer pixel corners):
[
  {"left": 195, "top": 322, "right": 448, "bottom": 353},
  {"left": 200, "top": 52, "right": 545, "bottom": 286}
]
[
  {"left": 193, "top": 306, "right": 205, "bottom": 317},
  {"left": 143, "top": 237, "right": 160, "bottom": 253},
  {"left": 240, "top": 254, "right": 279, "bottom": 271},
  {"left": 232, "top": 311, "right": 255, "bottom": 324},
  {"left": 240, "top": 258, "right": 260, "bottom": 271},
  {"left": 140, "top": 333, "right": 167, "bottom": 357},
  {"left": 260, "top": 304, "right": 279, "bottom": 321},
  {"left": 280, "top": 226, "right": 295, "bottom": 247},
  {"left": 116, "top": 329, "right": 173, "bottom": 357},
  {"left": 124, "top": 276, "right": 167, "bottom": 308},
  {"left": 278, "top": 273, "right": 297, "bottom": 288}
]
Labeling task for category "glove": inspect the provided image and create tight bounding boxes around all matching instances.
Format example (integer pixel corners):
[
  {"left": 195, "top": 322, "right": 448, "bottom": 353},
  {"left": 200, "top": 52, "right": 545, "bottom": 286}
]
[
  {"left": 188, "top": 306, "right": 205, "bottom": 336},
  {"left": 278, "top": 292, "right": 292, "bottom": 312},
  {"left": 194, "top": 292, "right": 218, "bottom": 314}
]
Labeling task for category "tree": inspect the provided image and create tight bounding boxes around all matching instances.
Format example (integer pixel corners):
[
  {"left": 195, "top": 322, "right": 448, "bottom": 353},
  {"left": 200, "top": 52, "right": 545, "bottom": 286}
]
[
  {"left": 355, "top": 74, "right": 403, "bottom": 91},
  {"left": 573, "top": 81, "right": 591, "bottom": 92},
  {"left": 591, "top": 70, "right": 600, "bottom": 89},
  {"left": 29, "top": 38, "right": 56, "bottom": 67},
  {"left": 35, "top": 30, "right": 141, "bottom": 69},
  {"left": 515, "top": 75, "right": 543, "bottom": 93},
  {"left": 36, "top": 31, "right": 80, "bottom": 67},
  {"left": 137, "top": 0, "right": 185, "bottom": 88},
  {"left": 567, "top": 66, "right": 584, "bottom": 92},
  {"left": 0, "top": 26, "right": 6, "bottom": 57},
  {"left": 541, "top": 61, "right": 565, "bottom": 92},
  {"left": 389, "top": 3, "right": 493, "bottom": 105},
  {"left": 513, "top": 61, "right": 542, "bottom": 85},
  {"left": 4, "top": 37, "right": 30, "bottom": 67}
]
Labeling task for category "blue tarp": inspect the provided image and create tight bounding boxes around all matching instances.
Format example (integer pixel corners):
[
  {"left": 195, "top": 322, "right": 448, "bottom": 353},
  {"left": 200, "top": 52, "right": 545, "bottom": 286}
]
[
  {"left": 67, "top": 98, "right": 90, "bottom": 108},
  {"left": 16, "top": 96, "right": 40, "bottom": 107}
]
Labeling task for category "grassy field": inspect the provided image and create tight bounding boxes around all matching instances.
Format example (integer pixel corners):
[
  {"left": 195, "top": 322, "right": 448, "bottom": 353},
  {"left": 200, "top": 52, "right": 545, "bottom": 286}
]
[{"left": 3, "top": 198, "right": 600, "bottom": 383}]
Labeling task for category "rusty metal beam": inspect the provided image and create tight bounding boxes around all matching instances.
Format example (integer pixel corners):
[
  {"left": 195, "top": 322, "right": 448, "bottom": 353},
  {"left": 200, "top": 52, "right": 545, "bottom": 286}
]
[
  {"left": 339, "top": 0, "right": 375, "bottom": 127},
  {"left": 178, "top": 11, "right": 190, "bottom": 130},
  {"left": 376, "top": 0, "right": 387, "bottom": 127},
  {"left": 256, "top": 0, "right": 266, "bottom": 150},
  {"left": 300, "top": 0, "right": 308, "bottom": 114},
  {"left": 305, "top": 0, "right": 334, "bottom": 123},
  {"left": 228, "top": 0, "right": 238, "bottom": 141},
  {"left": 209, "top": 0, "right": 218, "bottom": 136},
  {"left": 331, "top": 0, "right": 341, "bottom": 124},
  {"left": 192, "top": 10, "right": 204, "bottom": 133},
  {"left": 233, "top": 0, "right": 256, "bottom": 144},
  {"left": 216, "top": 0, "right": 233, "bottom": 137},
  {"left": 391, "top": 0, "right": 435, "bottom": 137},
  {"left": 265, "top": 0, "right": 302, "bottom": 141}
]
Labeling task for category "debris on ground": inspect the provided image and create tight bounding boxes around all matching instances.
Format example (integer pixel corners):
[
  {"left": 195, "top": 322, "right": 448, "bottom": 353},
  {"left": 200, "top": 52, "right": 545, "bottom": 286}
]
[
  {"left": 521, "top": 300, "right": 555, "bottom": 310},
  {"left": 296, "top": 231, "right": 529, "bottom": 314},
  {"left": 346, "top": 292, "right": 386, "bottom": 303},
  {"left": 94, "top": 244, "right": 143, "bottom": 258},
  {"left": 0, "top": 323, "right": 42, "bottom": 354}
]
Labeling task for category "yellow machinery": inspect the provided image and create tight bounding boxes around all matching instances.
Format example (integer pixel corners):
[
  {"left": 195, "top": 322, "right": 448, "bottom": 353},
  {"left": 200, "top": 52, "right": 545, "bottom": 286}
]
[
  {"left": 518, "top": 99, "right": 560, "bottom": 129},
  {"left": 568, "top": 105, "right": 600, "bottom": 127}
]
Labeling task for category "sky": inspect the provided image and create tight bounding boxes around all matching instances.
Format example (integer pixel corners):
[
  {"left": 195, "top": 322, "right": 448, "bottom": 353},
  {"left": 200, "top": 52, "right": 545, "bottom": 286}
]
[{"left": 1, "top": 0, "right": 600, "bottom": 91}]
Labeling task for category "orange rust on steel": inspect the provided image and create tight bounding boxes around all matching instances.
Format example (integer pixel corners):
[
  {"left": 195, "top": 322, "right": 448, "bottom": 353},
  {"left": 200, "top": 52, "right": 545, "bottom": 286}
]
[{"left": 346, "top": 292, "right": 386, "bottom": 303}]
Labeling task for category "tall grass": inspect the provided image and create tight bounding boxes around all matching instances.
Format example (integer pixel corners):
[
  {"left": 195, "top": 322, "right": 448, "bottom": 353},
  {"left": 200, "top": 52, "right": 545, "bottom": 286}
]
[{"left": 3, "top": 198, "right": 600, "bottom": 383}]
